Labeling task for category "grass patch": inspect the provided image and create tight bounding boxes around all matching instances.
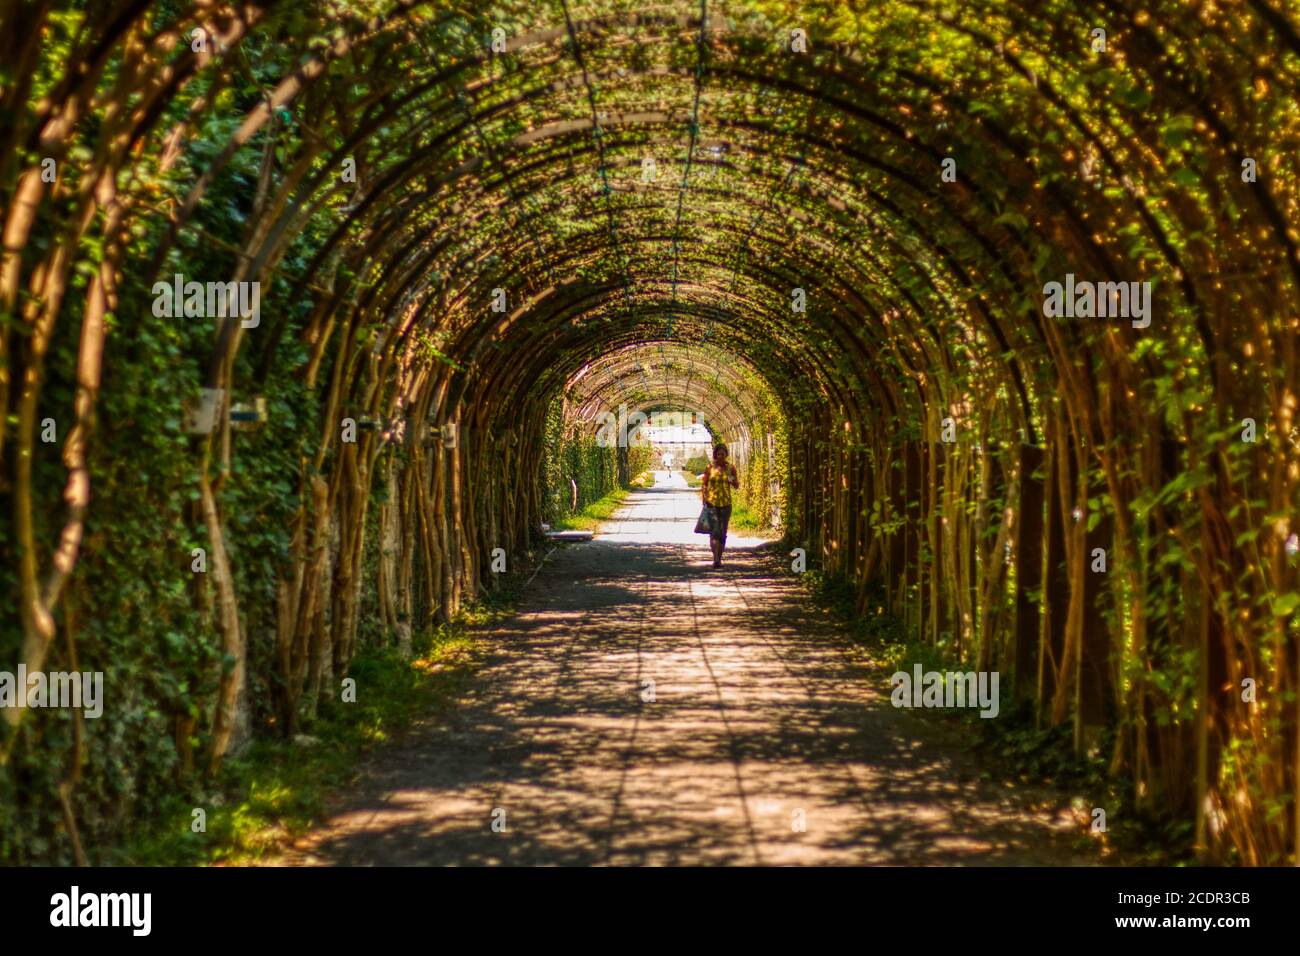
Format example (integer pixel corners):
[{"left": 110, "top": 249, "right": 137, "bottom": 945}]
[
  {"left": 683, "top": 471, "right": 702, "bottom": 488},
  {"left": 552, "top": 486, "right": 631, "bottom": 531},
  {"left": 728, "top": 501, "right": 764, "bottom": 531},
  {"left": 111, "top": 598, "right": 513, "bottom": 866}
]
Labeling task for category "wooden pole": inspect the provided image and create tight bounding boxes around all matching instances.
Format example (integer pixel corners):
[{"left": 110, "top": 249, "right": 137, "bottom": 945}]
[{"left": 1014, "top": 443, "right": 1045, "bottom": 700}]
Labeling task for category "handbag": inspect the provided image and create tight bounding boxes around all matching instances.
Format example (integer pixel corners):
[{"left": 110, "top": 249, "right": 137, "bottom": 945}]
[{"left": 693, "top": 503, "right": 713, "bottom": 534}]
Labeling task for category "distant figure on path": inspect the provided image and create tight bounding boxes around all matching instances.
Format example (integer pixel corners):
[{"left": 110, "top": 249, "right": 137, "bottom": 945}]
[{"left": 700, "top": 443, "right": 739, "bottom": 568}]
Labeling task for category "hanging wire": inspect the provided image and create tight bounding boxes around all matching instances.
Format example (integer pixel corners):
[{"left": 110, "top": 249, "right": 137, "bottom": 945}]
[
  {"left": 664, "top": 0, "right": 710, "bottom": 339},
  {"left": 557, "top": 0, "right": 638, "bottom": 328}
]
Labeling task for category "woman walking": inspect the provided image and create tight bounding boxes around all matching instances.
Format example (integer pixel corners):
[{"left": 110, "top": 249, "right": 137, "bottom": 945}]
[{"left": 700, "top": 443, "right": 739, "bottom": 568}]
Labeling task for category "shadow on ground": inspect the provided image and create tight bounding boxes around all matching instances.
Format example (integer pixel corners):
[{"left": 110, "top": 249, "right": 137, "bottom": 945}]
[{"left": 271, "top": 474, "right": 1097, "bottom": 866}]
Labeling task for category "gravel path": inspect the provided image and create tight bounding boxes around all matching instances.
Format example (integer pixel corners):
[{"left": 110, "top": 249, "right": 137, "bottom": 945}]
[{"left": 275, "top": 473, "right": 1095, "bottom": 866}]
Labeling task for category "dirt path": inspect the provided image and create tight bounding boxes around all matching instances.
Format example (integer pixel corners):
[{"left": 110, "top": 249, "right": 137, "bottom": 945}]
[{"left": 275, "top": 473, "right": 1096, "bottom": 865}]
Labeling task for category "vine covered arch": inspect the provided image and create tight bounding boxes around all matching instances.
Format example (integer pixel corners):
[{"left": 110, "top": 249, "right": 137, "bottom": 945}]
[{"left": 1, "top": 0, "right": 1298, "bottom": 865}]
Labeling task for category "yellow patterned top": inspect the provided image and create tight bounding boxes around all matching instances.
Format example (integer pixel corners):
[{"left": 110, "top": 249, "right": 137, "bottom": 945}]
[{"left": 703, "top": 463, "right": 737, "bottom": 507}]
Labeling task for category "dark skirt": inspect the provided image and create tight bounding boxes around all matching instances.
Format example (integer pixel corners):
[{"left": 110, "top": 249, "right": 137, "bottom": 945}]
[{"left": 709, "top": 504, "right": 732, "bottom": 543}]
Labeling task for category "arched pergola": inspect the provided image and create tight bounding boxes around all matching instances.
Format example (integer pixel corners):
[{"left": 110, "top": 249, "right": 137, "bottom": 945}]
[{"left": 2, "top": 0, "right": 1298, "bottom": 865}]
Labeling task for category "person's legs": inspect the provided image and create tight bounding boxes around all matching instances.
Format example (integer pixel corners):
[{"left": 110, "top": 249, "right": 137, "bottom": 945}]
[{"left": 711, "top": 506, "right": 731, "bottom": 566}]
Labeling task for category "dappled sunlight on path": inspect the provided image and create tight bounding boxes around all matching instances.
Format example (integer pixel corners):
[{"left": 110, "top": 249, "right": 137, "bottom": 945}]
[{"left": 277, "top": 473, "right": 1094, "bottom": 866}]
